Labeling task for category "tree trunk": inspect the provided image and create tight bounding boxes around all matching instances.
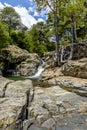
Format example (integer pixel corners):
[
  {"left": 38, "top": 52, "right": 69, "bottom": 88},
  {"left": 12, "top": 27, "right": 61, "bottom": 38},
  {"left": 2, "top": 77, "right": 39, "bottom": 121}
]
[
  {"left": 71, "top": 15, "right": 77, "bottom": 43},
  {"left": 68, "top": 43, "right": 73, "bottom": 60},
  {"left": 84, "top": 2, "right": 87, "bottom": 34},
  {"left": 8, "top": 19, "right": 12, "bottom": 36},
  {"left": 61, "top": 45, "right": 66, "bottom": 63},
  {"left": 69, "top": 15, "right": 77, "bottom": 60},
  {"left": 85, "top": 14, "right": 87, "bottom": 34},
  {"left": 54, "top": 5, "right": 61, "bottom": 66}
]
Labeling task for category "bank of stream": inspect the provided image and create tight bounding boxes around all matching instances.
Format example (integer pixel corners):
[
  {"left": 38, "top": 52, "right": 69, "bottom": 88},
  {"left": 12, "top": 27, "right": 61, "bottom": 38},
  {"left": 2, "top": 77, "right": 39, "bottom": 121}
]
[
  {"left": 7, "top": 75, "right": 87, "bottom": 98},
  {"left": 5, "top": 75, "right": 87, "bottom": 130}
]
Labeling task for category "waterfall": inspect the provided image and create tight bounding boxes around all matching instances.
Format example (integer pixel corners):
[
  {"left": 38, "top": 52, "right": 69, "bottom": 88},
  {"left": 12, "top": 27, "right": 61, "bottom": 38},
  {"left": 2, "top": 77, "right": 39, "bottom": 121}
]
[{"left": 26, "top": 60, "right": 45, "bottom": 80}]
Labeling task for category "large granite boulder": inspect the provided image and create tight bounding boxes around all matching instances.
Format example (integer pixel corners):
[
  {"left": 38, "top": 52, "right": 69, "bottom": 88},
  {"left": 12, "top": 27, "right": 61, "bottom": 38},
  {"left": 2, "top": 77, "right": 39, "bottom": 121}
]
[
  {"left": 16, "top": 53, "right": 41, "bottom": 76},
  {"left": 0, "top": 45, "right": 29, "bottom": 63},
  {"left": 28, "top": 81, "right": 87, "bottom": 130},
  {"left": 43, "top": 51, "right": 56, "bottom": 68},
  {"left": 0, "top": 45, "right": 41, "bottom": 76},
  {"left": 43, "top": 42, "right": 87, "bottom": 69},
  {"left": 0, "top": 76, "right": 33, "bottom": 130},
  {"left": 60, "top": 42, "right": 87, "bottom": 61},
  {"left": 61, "top": 58, "right": 87, "bottom": 79},
  {"left": 66, "top": 42, "right": 87, "bottom": 60}
]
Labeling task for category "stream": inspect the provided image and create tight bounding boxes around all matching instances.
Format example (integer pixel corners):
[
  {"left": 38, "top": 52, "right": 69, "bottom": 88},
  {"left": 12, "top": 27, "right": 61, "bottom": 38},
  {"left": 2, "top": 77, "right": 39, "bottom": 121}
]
[{"left": 25, "top": 59, "right": 45, "bottom": 80}]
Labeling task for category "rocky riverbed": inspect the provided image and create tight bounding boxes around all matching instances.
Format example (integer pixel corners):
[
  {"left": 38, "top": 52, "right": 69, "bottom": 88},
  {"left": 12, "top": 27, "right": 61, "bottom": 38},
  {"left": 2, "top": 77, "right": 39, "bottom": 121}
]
[
  {"left": 0, "top": 75, "right": 87, "bottom": 130},
  {"left": 0, "top": 38, "right": 87, "bottom": 130}
]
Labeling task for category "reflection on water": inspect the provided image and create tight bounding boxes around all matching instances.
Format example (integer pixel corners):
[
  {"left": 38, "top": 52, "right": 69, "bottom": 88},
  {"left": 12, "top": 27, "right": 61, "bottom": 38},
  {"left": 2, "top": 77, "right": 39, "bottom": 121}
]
[
  {"left": 7, "top": 76, "right": 25, "bottom": 81},
  {"left": 7, "top": 76, "right": 52, "bottom": 88}
]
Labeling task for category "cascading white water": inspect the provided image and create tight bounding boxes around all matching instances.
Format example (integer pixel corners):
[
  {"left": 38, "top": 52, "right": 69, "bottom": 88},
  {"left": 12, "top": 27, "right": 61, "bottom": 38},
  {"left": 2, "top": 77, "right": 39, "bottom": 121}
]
[{"left": 26, "top": 60, "right": 45, "bottom": 80}]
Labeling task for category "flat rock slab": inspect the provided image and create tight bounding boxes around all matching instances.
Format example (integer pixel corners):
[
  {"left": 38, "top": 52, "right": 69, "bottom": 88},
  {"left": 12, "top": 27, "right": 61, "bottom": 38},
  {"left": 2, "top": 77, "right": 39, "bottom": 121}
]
[
  {"left": 29, "top": 125, "right": 48, "bottom": 130},
  {"left": 29, "top": 84, "right": 87, "bottom": 129},
  {"left": 48, "top": 76, "right": 87, "bottom": 96},
  {"left": 5, "top": 80, "right": 32, "bottom": 97}
]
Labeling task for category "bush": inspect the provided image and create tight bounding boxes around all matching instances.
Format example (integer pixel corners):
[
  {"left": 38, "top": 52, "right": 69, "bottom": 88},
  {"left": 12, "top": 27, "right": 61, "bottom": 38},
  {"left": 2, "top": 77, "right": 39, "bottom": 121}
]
[{"left": 0, "top": 22, "right": 10, "bottom": 48}]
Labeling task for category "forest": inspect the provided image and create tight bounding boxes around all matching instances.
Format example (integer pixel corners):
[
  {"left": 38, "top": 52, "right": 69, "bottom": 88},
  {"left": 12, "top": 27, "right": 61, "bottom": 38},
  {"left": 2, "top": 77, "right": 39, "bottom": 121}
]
[{"left": 0, "top": 0, "right": 87, "bottom": 63}]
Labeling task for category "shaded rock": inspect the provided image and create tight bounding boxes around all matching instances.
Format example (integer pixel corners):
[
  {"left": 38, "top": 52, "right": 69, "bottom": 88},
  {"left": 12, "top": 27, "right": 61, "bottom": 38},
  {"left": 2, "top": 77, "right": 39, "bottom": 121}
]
[
  {"left": 69, "top": 42, "right": 87, "bottom": 60},
  {"left": 0, "top": 45, "right": 41, "bottom": 76},
  {"left": 0, "top": 45, "right": 30, "bottom": 63},
  {"left": 61, "top": 58, "right": 87, "bottom": 79},
  {"left": 0, "top": 70, "right": 2, "bottom": 76},
  {"left": 0, "top": 62, "right": 4, "bottom": 76},
  {"left": 61, "top": 42, "right": 87, "bottom": 60},
  {"left": 43, "top": 51, "right": 56, "bottom": 68},
  {"left": 43, "top": 42, "right": 87, "bottom": 69},
  {"left": 73, "top": 89, "right": 87, "bottom": 97}
]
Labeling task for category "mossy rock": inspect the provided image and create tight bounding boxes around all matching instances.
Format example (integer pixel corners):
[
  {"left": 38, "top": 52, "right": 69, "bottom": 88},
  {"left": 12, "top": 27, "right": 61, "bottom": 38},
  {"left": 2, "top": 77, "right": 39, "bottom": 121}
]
[{"left": 0, "top": 62, "right": 4, "bottom": 69}]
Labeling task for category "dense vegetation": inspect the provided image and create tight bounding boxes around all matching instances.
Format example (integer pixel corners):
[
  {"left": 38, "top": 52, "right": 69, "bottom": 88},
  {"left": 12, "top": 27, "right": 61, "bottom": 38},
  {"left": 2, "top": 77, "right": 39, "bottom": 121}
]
[
  {"left": 0, "top": 7, "right": 55, "bottom": 56},
  {"left": 0, "top": 0, "right": 87, "bottom": 59},
  {"left": 35, "top": 0, "right": 87, "bottom": 65}
]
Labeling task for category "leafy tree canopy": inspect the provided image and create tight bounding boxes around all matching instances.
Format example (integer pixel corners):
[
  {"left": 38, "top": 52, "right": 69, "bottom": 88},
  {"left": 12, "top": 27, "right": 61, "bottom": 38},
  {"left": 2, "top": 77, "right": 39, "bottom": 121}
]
[{"left": 0, "top": 22, "right": 10, "bottom": 49}]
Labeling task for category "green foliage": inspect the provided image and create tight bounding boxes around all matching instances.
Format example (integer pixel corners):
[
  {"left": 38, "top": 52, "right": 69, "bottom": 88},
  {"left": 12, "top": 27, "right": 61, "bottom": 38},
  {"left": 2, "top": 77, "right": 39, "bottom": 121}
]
[
  {"left": 0, "top": 7, "right": 20, "bottom": 26},
  {"left": 10, "top": 22, "right": 55, "bottom": 56},
  {"left": 0, "top": 22, "right": 10, "bottom": 48},
  {"left": 27, "top": 22, "right": 55, "bottom": 56},
  {"left": 11, "top": 31, "right": 28, "bottom": 48},
  {"left": 44, "top": 0, "right": 87, "bottom": 45},
  {"left": 0, "top": 1, "right": 87, "bottom": 57},
  {"left": 0, "top": 7, "right": 21, "bottom": 35},
  {"left": 64, "top": 0, "right": 87, "bottom": 41}
]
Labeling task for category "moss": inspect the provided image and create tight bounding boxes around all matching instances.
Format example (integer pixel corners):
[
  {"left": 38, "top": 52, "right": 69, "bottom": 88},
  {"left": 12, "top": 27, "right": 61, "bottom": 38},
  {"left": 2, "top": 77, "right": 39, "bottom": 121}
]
[
  {"left": 59, "top": 84, "right": 73, "bottom": 92},
  {"left": 7, "top": 76, "right": 25, "bottom": 81},
  {"left": 0, "top": 116, "right": 15, "bottom": 128},
  {"left": 0, "top": 62, "right": 4, "bottom": 69},
  {"left": 32, "top": 81, "right": 51, "bottom": 88},
  {"left": 26, "top": 59, "right": 33, "bottom": 63}
]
